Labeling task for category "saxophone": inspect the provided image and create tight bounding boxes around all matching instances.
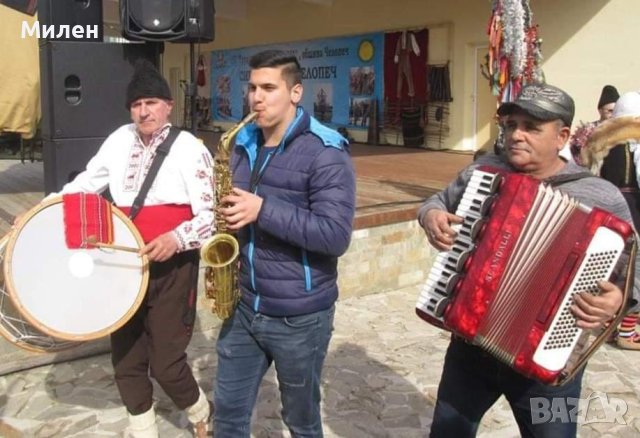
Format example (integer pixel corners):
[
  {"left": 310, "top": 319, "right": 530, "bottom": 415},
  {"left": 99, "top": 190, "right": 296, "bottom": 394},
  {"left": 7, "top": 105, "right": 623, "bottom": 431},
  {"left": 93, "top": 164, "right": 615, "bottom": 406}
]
[{"left": 201, "top": 112, "right": 258, "bottom": 319}]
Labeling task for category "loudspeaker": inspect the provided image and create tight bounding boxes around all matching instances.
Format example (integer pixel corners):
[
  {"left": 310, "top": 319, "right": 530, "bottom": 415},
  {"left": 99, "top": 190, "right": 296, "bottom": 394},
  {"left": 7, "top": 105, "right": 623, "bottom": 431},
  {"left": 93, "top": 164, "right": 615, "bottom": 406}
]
[
  {"left": 0, "top": 0, "right": 37, "bottom": 15},
  {"left": 42, "top": 137, "right": 103, "bottom": 194},
  {"left": 37, "top": 0, "right": 104, "bottom": 41},
  {"left": 120, "top": 0, "right": 215, "bottom": 43},
  {"left": 40, "top": 41, "right": 162, "bottom": 139}
]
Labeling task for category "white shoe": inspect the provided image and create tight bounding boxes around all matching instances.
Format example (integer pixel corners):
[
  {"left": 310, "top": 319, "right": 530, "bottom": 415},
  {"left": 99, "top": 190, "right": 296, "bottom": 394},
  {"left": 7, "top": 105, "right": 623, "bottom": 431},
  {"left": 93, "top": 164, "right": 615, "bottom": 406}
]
[
  {"left": 125, "top": 406, "right": 159, "bottom": 438},
  {"left": 186, "top": 387, "right": 211, "bottom": 438}
]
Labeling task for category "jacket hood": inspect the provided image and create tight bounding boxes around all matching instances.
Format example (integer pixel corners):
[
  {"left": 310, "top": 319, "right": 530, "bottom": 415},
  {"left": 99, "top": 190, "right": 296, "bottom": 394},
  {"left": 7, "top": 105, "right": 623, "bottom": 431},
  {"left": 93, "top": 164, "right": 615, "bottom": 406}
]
[{"left": 234, "top": 107, "right": 347, "bottom": 164}]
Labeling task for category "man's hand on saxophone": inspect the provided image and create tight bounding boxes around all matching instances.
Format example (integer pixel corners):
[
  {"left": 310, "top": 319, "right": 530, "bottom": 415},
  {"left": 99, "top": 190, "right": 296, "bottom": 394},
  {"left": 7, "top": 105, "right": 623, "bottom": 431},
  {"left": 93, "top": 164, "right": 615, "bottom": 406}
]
[{"left": 219, "top": 187, "right": 264, "bottom": 231}]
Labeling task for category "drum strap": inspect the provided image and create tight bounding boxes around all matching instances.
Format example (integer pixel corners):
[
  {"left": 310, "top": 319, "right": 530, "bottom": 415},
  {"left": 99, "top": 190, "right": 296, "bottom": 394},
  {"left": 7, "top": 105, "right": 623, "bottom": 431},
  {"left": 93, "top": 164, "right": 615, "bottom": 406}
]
[{"left": 128, "top": 127, "right": 181, "bottom": 221}]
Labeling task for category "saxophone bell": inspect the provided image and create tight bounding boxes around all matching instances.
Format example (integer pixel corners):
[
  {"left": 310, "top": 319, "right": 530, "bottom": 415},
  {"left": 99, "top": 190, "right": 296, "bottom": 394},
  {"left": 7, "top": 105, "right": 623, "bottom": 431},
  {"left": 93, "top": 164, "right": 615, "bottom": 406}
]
[{"left": 200, "top": 233, "right": 239, "bottom": 268}]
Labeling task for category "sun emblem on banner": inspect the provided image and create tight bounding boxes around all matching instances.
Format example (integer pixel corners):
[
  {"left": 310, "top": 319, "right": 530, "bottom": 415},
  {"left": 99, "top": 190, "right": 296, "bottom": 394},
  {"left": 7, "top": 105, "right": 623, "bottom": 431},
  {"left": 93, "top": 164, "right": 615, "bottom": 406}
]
[{"left": 358, "top": 40, "right": 374, "bottom": 62}]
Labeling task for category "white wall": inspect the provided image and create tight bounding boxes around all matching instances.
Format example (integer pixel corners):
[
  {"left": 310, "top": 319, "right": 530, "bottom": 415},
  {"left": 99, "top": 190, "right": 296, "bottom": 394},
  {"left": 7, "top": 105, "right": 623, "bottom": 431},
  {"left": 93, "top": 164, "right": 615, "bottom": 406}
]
[{"left": 161, "top": 0, "right": 636, "bottom": 150}]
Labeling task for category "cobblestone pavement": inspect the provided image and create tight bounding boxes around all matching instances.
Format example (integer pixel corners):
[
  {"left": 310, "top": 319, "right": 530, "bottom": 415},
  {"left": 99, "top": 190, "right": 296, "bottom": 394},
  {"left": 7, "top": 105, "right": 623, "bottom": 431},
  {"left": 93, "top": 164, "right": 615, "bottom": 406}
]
[{"left": 1, "top": 285, "right": 639, "bottom": 437}]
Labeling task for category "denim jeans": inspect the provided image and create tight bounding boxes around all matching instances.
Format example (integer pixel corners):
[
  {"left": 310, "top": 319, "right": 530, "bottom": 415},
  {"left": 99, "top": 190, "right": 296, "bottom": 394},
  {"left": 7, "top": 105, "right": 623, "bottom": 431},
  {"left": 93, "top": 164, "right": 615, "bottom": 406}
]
[
  {"left": 214, "top": 300, "right": 335, "bottom": 437},
  {"left": 430, "top": 338, "right": 584, "bottom": 438}
]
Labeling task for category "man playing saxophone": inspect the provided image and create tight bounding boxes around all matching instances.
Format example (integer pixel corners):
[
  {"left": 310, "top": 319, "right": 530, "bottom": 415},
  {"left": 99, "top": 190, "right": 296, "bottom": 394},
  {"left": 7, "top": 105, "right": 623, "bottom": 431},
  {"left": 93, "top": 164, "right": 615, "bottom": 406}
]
[{"left": 212, "top": 49, "right": 356, "bottom": 437}]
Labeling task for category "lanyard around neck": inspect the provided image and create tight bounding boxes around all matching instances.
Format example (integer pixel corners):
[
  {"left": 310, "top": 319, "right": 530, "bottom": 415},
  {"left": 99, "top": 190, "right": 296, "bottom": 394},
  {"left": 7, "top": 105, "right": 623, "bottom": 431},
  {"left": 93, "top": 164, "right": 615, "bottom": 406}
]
[{"left": 249, "top": 146, "right": 276, "bottom": 192}]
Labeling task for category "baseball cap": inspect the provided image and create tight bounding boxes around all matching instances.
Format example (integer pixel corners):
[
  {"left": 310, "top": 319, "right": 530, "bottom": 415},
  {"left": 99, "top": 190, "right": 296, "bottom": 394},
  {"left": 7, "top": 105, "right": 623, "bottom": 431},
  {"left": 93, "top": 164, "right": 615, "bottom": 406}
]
[{"left": 497, "top": 83, "right": 575, "bottom": 127}]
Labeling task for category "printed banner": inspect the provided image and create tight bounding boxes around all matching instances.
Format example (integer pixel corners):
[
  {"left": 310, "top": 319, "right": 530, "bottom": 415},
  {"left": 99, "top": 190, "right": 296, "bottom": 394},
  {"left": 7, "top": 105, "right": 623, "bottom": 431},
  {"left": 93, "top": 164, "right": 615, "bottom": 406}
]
[{"left": 210, "top": 32, "right": 384, "bottom": 129}]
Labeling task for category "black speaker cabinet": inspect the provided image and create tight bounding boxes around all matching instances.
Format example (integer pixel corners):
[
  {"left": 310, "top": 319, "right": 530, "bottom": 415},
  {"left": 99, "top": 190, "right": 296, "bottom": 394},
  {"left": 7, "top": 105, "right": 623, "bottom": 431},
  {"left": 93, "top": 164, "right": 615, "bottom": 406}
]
[
  {"left": 120, "top": 0, "right": 215, "bottom": 43},
  {"left": 40, "top": 41, "right": 162, "bottom": 140},
  {"left": 37, "top": 0, "right": 103, "bottom": 41},
  {"left": 42, "top": 137, "right": 103, "bottom": 194}
]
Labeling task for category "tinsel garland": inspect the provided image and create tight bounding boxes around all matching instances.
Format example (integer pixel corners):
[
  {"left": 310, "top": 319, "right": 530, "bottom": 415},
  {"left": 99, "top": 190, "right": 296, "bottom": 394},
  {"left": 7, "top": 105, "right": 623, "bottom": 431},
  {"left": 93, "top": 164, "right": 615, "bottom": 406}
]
[
  {"left": 501, "top": 0, "right": 526, "bottom": 77},
  {"left": 485, "top": 0, "right": 543, "bottom": 103}
]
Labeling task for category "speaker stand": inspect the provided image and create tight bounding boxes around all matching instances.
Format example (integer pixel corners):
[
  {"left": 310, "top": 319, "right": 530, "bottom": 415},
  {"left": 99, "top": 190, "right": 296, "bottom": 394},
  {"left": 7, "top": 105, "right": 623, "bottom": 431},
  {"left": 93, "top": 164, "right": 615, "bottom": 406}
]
[
  {"left": 181, "top": 42, "right": 198, "bottom": 135},
  {"left": 189, "top": 42, "right": 198, "bottom": 135}
]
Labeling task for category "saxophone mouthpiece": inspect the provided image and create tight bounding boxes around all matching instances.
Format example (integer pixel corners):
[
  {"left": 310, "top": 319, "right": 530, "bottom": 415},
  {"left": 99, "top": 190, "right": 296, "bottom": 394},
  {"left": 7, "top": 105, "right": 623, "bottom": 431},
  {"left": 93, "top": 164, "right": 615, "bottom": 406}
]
[{"left": 245, "top": 111, "right": 258, "bottom": 123}]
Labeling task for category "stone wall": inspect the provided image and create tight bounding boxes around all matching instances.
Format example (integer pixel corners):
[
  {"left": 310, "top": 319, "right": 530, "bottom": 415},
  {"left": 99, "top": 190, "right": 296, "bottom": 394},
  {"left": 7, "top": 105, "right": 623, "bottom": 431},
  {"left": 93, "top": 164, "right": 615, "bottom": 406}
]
[{"left": 338, "top": 220, "right": 435, "bottom": 300}]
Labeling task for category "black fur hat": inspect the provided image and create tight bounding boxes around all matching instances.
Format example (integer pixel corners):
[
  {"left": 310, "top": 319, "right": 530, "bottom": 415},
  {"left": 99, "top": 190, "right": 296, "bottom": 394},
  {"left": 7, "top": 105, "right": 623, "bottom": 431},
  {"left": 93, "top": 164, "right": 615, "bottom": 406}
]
[
  {"left": 597, "top": 85, "right": 620, "bottom": 109},
  {"left": 125, "top": 59, "right": 172, "bottom": 109}
]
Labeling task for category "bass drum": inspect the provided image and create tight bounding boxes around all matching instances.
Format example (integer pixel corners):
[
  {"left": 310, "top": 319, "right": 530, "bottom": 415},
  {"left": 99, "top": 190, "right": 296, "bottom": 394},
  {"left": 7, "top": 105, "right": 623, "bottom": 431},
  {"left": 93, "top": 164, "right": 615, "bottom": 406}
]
[
  {"left": 0, "top": 235, "right": 76, "bottom": 352},
  {"left": 3, "top": 197, "right": 149, "bottom": 344}
]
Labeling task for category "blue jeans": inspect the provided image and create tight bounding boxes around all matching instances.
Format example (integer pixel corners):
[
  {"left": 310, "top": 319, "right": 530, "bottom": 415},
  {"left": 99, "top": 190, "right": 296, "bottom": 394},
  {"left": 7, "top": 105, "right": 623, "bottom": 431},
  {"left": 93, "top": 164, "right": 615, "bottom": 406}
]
[
  {"left": 214, "top": 300, "right": 335, "bottom": 437},
  {"left": 430, "top": 338, "right": 584, "bottom": 438}
]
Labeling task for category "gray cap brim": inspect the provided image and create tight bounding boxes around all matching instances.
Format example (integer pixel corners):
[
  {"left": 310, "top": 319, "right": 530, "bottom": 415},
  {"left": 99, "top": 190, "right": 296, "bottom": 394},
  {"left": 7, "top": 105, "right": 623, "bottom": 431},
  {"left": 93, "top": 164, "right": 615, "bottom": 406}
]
[{"left": 497, "top": 101, "right": 572, "bottom": 126}]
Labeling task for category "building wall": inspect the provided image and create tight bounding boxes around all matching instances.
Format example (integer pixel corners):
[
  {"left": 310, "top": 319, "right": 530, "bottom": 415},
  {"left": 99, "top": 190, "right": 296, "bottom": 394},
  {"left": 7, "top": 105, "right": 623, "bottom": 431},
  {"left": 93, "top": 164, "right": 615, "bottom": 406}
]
[
  {"left": 162, "top": 0, "right": 639, "bottom": 151},
  {"left": 536, "top": 0, "right": 639, "bottom": 127}
]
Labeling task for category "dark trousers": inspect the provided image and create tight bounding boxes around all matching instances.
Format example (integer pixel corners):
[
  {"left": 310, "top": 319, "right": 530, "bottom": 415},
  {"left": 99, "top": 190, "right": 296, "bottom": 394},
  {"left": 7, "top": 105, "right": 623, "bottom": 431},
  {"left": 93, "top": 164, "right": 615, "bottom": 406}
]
[
  {"left": 621, "top": 191, "right": 640, "bottom": 231},
  {"left": 111, "top": 251, "right": 200, "bottom": 415},
  {"left": 430, "top": 338, "right": 583, "bottom": 438}
]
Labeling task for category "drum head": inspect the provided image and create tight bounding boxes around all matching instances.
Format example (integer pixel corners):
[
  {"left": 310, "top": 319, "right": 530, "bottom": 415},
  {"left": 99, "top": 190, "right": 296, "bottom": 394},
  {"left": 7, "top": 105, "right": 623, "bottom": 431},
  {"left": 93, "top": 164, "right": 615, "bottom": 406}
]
[
  {"left": 0, "top": 235, "right": 78, "bottom": 352},
  {"left": 4, "top": 198, "right": 149, "bottom": 341}
]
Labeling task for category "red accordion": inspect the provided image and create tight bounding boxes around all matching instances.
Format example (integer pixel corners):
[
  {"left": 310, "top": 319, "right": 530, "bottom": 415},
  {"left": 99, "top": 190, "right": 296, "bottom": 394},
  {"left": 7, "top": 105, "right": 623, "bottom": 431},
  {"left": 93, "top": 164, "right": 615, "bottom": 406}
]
[{"left": 416, "top": 168, "right": 635, "bottom": 384}]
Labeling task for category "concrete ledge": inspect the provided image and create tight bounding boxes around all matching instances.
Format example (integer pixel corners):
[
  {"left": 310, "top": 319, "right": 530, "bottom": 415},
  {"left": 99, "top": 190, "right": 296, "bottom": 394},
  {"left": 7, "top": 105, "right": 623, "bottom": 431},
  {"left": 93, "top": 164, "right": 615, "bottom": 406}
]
[{"left": 354, "top": 205, "right": 421, "bottom": 230}]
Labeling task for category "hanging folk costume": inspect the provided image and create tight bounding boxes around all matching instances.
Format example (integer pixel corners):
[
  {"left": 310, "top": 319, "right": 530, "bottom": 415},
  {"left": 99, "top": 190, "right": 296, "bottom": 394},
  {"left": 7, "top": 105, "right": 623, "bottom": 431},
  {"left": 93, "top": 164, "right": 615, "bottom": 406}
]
[{"left": 394, "top": 30, "right": 421, "bottom": 99}]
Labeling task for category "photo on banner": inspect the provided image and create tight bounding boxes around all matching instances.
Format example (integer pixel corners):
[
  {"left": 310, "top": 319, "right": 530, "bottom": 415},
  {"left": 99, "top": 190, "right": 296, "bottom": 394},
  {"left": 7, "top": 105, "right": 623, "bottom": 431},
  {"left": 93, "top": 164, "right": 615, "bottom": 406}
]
[{"left": 210, "top": 33, "right": 384, "bottom": 129}]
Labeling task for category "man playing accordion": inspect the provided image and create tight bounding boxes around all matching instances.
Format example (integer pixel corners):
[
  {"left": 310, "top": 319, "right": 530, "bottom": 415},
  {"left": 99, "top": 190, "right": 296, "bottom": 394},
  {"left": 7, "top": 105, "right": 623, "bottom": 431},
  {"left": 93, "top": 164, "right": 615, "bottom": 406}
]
[{"left": 418, "top": 83, "right": 639, "bottom": 438}]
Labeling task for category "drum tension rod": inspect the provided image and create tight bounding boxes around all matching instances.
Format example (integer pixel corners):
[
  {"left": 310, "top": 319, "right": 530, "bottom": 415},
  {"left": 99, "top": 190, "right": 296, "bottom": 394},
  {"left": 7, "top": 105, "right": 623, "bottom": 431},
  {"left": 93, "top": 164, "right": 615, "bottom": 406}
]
[{"left": 84, "top": 235, "right": 140, "bottom": 253}]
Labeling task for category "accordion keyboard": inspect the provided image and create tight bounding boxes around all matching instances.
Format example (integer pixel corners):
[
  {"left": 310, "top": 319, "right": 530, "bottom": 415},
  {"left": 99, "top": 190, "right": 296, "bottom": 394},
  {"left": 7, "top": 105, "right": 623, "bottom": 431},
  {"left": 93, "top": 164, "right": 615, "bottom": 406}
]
[{"left": 416, "top": 169, "right": 501, "bottom": 321}]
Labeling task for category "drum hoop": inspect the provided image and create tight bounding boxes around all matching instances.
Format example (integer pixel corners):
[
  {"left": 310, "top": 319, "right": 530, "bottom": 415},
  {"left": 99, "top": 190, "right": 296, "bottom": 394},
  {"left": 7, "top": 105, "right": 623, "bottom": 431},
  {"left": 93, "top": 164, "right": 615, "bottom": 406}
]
[
  {"left": 0, "top": 234, "right": 78, "bottom": 352},
  {"left": 3, "top": 196, "right": 150, "bottom": 341}
]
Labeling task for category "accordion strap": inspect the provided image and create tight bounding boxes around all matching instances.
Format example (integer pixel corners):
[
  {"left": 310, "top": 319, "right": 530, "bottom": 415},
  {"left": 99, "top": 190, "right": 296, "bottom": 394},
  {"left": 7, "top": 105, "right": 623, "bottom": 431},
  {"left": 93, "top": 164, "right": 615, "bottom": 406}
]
[
  {"left": 476, "top": 165, "right": 594, "bottom": 188},
  {"left": 544, "top": 171, "right": 594, "bottom": 187},
  {"left": 555, "top": 234, "right": 637, "bottom": 385}
]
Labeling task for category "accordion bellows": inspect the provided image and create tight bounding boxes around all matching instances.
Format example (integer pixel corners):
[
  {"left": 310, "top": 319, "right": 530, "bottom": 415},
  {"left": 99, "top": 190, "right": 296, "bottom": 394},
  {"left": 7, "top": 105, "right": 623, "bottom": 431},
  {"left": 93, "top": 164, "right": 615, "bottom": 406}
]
[{"left": 416, "top": 169, "right": 633, "bottom": 384}]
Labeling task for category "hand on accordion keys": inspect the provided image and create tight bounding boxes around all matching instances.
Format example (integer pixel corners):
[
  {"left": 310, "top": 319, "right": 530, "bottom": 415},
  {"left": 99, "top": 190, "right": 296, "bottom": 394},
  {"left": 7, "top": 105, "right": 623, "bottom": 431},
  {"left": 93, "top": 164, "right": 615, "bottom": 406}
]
[
  {"left": 422, "top": 209, "right": 463, "bottom": 251},
  {"left": 571, "top": 280, "right": 623, "bottom": 330}
]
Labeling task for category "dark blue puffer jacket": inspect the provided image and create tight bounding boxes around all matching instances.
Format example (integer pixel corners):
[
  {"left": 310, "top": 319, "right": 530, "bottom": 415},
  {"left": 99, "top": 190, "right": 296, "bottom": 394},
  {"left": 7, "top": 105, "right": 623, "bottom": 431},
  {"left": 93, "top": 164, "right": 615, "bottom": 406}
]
[{"left": 230, "top": 107, "right": 356, "bottom": 316}]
